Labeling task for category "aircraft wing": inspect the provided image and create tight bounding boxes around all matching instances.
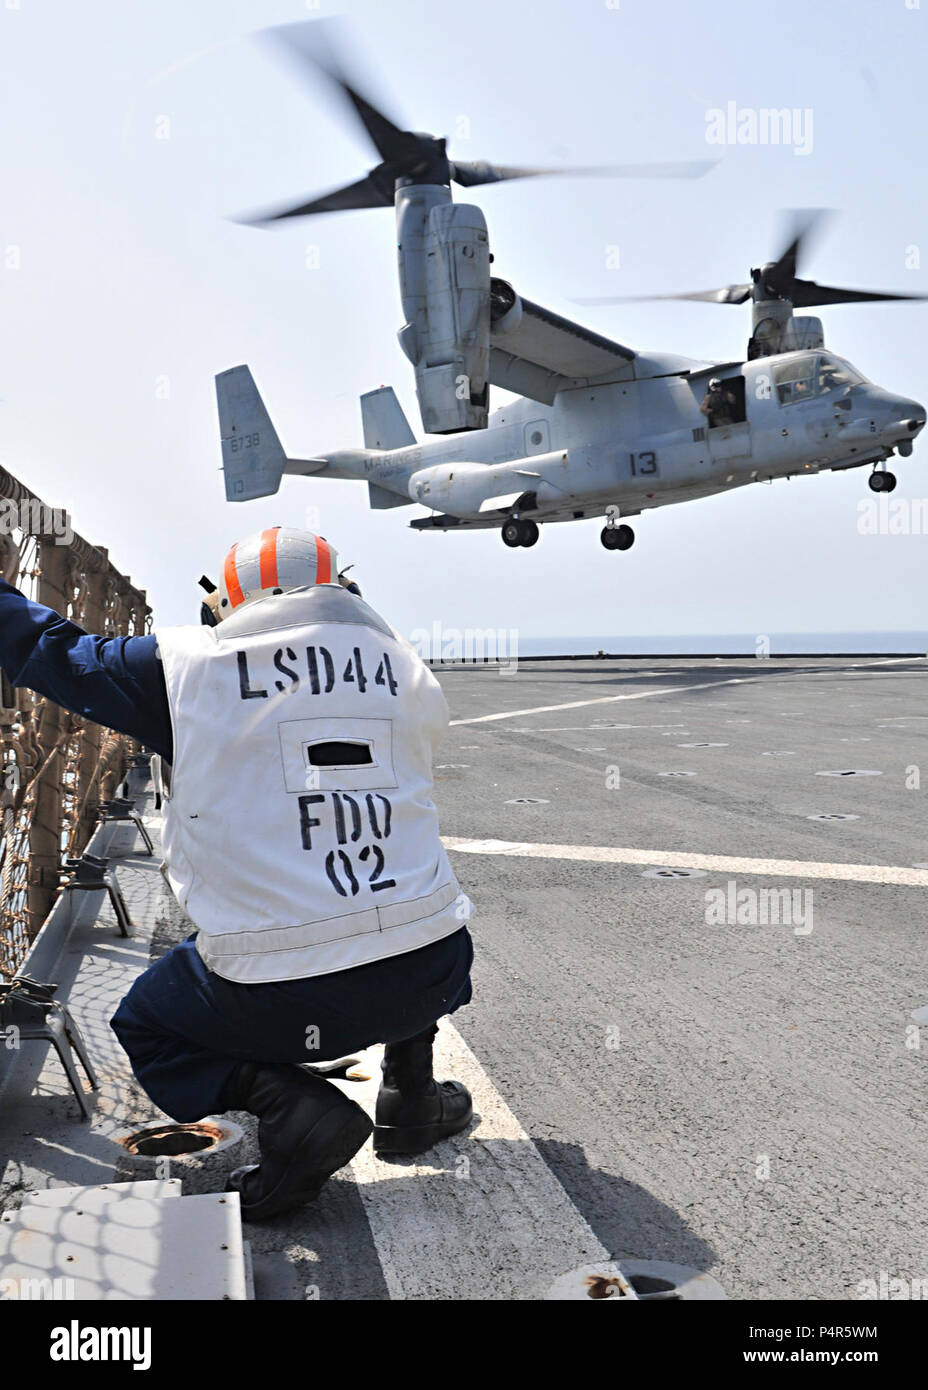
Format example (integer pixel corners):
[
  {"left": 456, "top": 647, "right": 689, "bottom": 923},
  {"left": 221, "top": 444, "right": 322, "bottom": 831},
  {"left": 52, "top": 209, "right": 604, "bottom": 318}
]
[{"left": 488, "top": 282, "right": 636, "bottom": 405}]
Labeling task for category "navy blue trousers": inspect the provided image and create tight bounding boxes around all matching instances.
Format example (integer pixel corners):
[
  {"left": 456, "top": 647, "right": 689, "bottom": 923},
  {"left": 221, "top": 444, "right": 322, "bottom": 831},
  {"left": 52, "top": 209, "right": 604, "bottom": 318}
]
[{"left": 110, "top": 928, "right": 474, "bottom": 1123}]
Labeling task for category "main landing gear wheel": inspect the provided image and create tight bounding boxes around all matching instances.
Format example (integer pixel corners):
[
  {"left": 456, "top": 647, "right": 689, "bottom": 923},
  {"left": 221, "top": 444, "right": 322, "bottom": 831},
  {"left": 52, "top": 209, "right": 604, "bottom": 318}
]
[
  {"left": 601, "top": 523, "right": 635, "bottom": 551},
  {"left": 501, "top": 519, "right": 539, "bottom": 547},
  {"left": 869, "top": 470, "right": 897, "bottom": 493}
]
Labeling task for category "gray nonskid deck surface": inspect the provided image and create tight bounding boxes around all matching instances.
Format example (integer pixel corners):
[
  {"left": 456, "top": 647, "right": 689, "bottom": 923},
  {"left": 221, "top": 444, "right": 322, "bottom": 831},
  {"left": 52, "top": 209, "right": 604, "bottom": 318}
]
[
  {"left": 436, "top": 656, "right": 928, "bottom": 1299},
  {"left": 0, "top": 656, "right": 925, "bottom": 1299}
]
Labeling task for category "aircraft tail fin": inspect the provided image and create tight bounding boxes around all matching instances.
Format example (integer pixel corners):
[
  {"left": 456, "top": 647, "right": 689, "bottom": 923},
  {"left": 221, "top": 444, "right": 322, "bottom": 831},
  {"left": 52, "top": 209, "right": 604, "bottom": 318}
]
[
  {"left": 216, "top": 365, "right": 290, "bottom": 502},
  {"left": 360, "top": 386, "right": 415, "bottom": 451}
]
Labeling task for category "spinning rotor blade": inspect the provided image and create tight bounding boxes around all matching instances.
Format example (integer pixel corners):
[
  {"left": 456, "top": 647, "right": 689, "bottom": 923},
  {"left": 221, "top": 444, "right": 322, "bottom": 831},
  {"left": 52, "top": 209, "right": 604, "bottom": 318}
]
[
  {"left": 761, "top": 208, "right": 831, "bottom": 294},
  {"left": 451, "top": 158, "right": 717, "bottom": 187},
  {"left": 759, "top": 211, "right": 925, "bottom": 304},
  {"left": 265, "top": 20, "right": 423, "bottom": 166},
  {"left": 237, "top": 174, "right": 393, "bottom": 225},
  {"left": 574, "top": 284, "right": 752, "bottom": 307},
  {"left": 575, "top": 209, "right": 927, "bottom": 310},
  {"left": 783, "top": 278, "right": 927, "bottom": 307},
  {"left": 234, "top": 20, "right": 719, "bottom": 225}
]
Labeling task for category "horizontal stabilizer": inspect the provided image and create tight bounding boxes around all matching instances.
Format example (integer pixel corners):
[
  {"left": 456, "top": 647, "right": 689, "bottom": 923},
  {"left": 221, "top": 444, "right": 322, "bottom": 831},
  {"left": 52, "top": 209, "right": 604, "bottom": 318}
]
[
  {"left": 217, "top": 365, "right": 289, "bottom": 502},
  {"left": 360, "top": 386, "right": 415, "bottom": 450}
]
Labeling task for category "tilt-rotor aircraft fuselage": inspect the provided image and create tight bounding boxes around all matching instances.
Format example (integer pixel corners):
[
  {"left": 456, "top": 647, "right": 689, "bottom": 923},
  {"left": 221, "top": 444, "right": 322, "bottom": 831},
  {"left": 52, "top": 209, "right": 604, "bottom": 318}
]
[{"left": 216, "top": 24, "right": 926, "bottom": 552}]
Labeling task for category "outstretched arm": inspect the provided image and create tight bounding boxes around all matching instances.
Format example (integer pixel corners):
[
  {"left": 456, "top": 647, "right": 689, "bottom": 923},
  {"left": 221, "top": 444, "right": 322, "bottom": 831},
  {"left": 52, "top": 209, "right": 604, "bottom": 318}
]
[{"left": 0, "top": 579, "right": 173, "bottom": 761}]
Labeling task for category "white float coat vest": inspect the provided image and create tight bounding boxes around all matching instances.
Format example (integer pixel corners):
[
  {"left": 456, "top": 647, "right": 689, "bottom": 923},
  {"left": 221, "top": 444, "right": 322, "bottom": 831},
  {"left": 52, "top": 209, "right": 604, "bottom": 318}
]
[{"left": 154, "top": 585, "right": 471, "bottom": 983}]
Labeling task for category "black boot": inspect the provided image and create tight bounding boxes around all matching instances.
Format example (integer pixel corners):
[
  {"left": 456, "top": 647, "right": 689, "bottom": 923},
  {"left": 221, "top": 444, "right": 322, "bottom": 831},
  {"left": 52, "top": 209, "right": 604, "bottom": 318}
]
[
  {"left": 224, "top": 1062, "right": 372, "bottom": 1221},
  {"left": 373, "top": 1025, "right": 473, "bottom": 1155}
]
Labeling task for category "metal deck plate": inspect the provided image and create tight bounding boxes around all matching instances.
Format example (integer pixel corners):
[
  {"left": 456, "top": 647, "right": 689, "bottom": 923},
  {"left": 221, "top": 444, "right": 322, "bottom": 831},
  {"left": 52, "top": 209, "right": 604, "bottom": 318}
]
[
  {"left": 0, "top": 1191, "right": 246, "bottom": 1300},
  {"left": 22, "top": 1180, "right": 182, "bottom": 1210}
]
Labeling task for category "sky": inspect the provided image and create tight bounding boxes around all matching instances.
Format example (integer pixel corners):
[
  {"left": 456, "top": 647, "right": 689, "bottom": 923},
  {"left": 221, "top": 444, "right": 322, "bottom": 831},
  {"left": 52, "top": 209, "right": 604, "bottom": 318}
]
[{"left": 0, "top": 0, "right": 926, "bottom": 640}]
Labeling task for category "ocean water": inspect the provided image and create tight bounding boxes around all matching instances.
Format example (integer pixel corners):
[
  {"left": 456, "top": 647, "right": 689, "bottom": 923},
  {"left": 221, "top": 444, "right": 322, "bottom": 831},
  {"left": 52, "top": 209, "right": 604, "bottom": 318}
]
[{"left": 513, "top": 632, "right": 928, "bottom": 657}]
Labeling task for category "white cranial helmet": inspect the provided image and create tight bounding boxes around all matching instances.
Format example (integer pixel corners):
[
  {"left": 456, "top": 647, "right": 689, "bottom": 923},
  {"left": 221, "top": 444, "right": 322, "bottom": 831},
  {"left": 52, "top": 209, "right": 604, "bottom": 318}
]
[{"left": 216, "top": 527, "right": 340, "bottom": 620}]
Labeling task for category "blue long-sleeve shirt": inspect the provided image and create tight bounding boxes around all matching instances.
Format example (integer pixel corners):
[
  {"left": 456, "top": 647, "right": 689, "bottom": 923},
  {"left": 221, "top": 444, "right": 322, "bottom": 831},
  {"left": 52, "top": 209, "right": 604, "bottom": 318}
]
[{"left": 0, "top": 579, "right": 173, "bottom": 761}]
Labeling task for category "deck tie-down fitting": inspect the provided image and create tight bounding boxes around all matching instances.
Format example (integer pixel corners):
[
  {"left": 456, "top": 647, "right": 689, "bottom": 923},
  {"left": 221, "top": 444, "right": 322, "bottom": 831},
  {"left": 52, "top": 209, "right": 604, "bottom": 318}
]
[
  {"left": 0, "top": 975, "right": 98, "bottom": 1120},
  {"left": 62, "top": 852, "right": 134, "bottom": 938},
  {"left": 94, "top": 796, "right": 154, "bottom": 857},
  {"left": 546, "top": 1260, "right": 727, "bottom": 1301}
]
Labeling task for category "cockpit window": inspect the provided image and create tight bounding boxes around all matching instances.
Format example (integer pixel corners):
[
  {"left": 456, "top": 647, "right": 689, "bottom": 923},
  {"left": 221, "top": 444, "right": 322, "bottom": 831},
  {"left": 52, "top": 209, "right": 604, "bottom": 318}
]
[
  {"left": 774, "top": 355, "right": 817, "bottom": 405},
  {"left": 817, "top": 354, "right": 865, "bottom": 393},
  {"left": 775, "top": 353, "right": 865, "bottom": 405}
]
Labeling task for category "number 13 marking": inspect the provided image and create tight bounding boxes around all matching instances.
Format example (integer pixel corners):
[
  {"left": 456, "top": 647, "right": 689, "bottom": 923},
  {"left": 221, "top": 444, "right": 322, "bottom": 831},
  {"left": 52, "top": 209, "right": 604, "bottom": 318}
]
[{"left": 630, "top": 451, "right": 658, "bottom": 476}]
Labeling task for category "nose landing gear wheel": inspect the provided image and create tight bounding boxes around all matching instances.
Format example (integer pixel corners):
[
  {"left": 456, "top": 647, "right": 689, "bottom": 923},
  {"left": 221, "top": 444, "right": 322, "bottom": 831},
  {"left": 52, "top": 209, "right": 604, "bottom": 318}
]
[
  {"left": 501, "top": 519, "right": 540, "bottom": 547},
  {"left": 869, "top": 470, "right": 897, "bottom": 493},
  {"left": 601, "top": 523, "right": 635, "bottom": 551}
]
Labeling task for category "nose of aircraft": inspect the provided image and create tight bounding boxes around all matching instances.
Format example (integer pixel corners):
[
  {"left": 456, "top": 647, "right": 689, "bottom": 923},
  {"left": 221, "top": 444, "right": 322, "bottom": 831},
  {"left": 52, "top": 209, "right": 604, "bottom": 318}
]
[
  {"left": 879, "top": 391, "right": 926, "bottom": 457},
  {"left": 902, "top": 400, "right": 927, "bottom": 434},
  {"left": 860, "top": 387, "right": 926, "bottom": 447},
  {"left": 891, "top": 395, "right": 925, "bottom": 457}
]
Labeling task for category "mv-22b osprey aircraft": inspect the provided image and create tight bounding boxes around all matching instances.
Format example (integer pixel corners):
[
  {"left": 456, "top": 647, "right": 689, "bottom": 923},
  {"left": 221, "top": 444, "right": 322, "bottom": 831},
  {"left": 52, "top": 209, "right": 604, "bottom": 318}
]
[{"left": 217, "top": 22, "right": 926, "bottom": 552}]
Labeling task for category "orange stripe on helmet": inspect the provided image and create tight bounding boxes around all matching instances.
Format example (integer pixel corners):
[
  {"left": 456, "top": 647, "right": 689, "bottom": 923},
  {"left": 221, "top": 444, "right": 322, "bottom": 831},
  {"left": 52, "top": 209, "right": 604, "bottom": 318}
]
[
  {"left": 258, "top": 527, "right": 280, "bottom": 590},
  {"left": 223, "top": 545, "right": 246, "bottom": 609},
  {"left": 315, "top": 535, "right": 332, "bottom": 585}
]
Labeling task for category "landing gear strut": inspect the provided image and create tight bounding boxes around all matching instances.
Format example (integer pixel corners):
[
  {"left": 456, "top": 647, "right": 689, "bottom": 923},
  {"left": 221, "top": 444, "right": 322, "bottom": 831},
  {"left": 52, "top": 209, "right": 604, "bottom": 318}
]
[
  {"left": 501, "top": 518, "right": 539, "bottom": 547},
  {"left": 869, "top": 469, "right": 897, "bottom": 493},
  {"left": 601, "top": 523, "right": 635, "bottom": 551}
]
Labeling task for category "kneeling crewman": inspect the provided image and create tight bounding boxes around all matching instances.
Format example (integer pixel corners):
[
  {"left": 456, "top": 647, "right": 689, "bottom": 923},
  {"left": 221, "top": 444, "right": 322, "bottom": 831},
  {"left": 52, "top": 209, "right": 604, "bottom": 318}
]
[{"left": 0, "top": 527, "right": 475, "bottom": 1220}]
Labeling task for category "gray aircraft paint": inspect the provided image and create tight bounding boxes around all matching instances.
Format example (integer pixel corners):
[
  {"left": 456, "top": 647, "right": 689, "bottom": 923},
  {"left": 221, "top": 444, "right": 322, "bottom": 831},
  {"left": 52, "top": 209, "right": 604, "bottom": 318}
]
[{"left": 257, "top": 348, "right": 923, "bottom": 532}]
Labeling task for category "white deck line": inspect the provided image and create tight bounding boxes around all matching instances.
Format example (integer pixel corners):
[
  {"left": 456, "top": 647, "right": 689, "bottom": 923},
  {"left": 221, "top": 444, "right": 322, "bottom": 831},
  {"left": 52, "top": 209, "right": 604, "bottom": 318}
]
[
  {"left": 449, "top": 679, "right": 745, "bottom": 725},
  {"left": 337, "top": 1023, "right": 613, "bottom": 1301},
  {"left": 448, "top": 658, "right": 921, "bottom": 727},
  {"left": 442, "top": 837, "right": 928, "bottom": 887}
]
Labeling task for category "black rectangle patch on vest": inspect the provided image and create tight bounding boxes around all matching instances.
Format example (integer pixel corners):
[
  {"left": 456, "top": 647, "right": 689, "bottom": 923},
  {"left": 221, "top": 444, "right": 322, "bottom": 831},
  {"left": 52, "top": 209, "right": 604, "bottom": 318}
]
[{"left": 305, "top": 740, "right": 375, "bottom": 768}]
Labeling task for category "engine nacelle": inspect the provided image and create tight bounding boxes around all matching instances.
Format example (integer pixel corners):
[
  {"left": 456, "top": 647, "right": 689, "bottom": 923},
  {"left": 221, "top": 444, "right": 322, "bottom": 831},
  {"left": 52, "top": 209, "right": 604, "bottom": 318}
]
[
  {"left": 748, "top": 300, "right": 824, "bottom": 359},
  {"left": 396, "top": 187, "right": 491, "bottom": 434},
  {"left": 778, "top": 315, "right": 824, "bottom": 352}
]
